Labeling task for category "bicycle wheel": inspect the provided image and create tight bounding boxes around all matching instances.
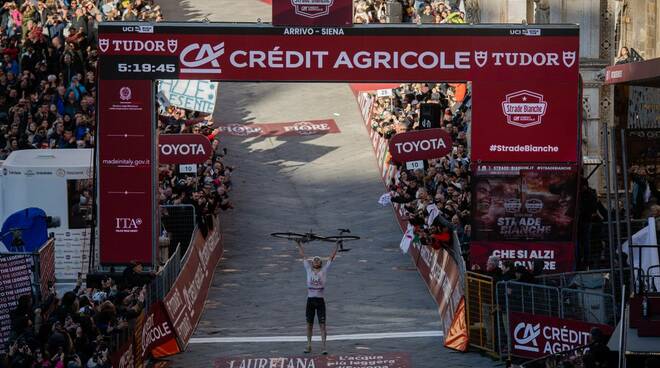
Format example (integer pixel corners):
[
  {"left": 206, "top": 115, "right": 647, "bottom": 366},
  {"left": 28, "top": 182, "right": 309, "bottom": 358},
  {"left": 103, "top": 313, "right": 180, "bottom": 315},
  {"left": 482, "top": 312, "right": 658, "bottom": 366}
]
[
  {"left": 270, "top": 232, "right": 309, "bottom": 241},
  {"left": 323, "top": 235, "right": 360, "bottom": 242}
]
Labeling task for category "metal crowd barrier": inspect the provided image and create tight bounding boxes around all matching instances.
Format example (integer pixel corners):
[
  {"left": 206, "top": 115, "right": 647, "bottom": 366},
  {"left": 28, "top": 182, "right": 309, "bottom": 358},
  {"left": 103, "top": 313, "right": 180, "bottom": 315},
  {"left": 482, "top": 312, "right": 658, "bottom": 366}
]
[{"left": 465, "top": 272, "right": 497, "bottom": 356}]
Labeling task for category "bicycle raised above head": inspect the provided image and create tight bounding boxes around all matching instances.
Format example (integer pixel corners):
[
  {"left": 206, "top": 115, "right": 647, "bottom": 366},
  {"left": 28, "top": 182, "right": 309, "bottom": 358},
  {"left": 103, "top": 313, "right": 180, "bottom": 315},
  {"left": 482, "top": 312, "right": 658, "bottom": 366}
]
[{"left": 270, "top": 228, "right": 360, "bottom": 252}]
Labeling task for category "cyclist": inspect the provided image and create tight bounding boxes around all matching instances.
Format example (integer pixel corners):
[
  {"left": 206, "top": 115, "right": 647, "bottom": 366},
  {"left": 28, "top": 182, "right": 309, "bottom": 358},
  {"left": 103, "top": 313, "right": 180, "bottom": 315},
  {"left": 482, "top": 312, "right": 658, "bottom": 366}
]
[{"left": 295, "top": 240, "right": 339, "bottom": 355}]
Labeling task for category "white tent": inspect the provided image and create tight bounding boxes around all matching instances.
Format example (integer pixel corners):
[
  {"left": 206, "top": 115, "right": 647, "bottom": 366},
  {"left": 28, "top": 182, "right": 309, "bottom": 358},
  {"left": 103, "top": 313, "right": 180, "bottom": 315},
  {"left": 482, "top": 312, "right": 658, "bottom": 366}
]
[{"left": 1, "top": 149, "right": 94, "bottom": 282}]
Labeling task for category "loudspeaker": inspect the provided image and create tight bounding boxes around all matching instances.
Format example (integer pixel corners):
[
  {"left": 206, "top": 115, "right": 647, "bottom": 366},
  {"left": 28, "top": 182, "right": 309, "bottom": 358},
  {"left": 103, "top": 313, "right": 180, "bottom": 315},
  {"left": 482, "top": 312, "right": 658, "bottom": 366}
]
[
  {"left": 419, "top": 103, "right": 442, "bottom": 129},
  {"left": 386, "top": 1, "right": 403, "bottom": 23}
]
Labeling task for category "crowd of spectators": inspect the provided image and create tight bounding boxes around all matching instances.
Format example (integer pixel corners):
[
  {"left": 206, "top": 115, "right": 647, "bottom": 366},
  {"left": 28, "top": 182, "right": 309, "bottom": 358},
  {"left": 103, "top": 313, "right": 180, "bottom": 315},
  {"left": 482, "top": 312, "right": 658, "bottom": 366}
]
[
  {"left": 157, "top": 105, "right": 234, "bottom": 257},
  {"left": 0, "top": 0, "right": 163, "bottom": 160},
  {"left": 354, "top": 0, "right": 465, "bottom": 24},
  {"left": 371, "top": 82, "right": 471, "bottom": 254},
  {"left": 3, "top": 262, "right": 152, "bottom": 368}
]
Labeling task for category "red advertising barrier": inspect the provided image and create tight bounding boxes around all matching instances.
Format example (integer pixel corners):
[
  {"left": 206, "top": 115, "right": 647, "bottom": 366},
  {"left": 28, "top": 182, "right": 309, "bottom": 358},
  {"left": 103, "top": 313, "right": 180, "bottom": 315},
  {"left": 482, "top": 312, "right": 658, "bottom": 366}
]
[
  {"left": 272, "top": 0, "right": 353, "bottom": 27},
  {"left": 509, "top": 312, "right": 613, "bottom": 359},
  {"left": 356, "top": 92, "right": 464, "bottom": 336},
  {"left": 99, "top": 79, "right": 153, "bottom": 265},
  {"left": 38, "top": 239, "right": 56, "bottom": 298},
  {"left": 217, "top": 119, "right": 341, "bottom": 137},
  {"left": 388, "top": 128, "right": 453, "bottom": 164},
  {"left": 163, "top": 215, "right": 223, "bottom": 348},
  {"left": 142, "top": 301, "right": 180, "bottom": 358},
  {"left": 214, "top": 353, "right": 411, "bottom": 368},
  {"left": 158, "top": 134, "right": 213, "bottom": 164}
]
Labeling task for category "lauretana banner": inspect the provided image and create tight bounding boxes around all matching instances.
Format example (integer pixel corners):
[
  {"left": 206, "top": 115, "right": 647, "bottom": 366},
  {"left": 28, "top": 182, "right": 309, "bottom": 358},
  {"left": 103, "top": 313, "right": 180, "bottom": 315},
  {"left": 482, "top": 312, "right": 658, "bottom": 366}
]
[
  {"left": 470, "top": 241, "right": 575, "bottom": 273},
  {"left": 471, "top": 164, "right": 578, "bottom": 242},
  {"left": 509, "top": 312, "right": 613, "bottom": 359},
  {"left": 99, "top": 79, "right": 153, "bottom": 265}
]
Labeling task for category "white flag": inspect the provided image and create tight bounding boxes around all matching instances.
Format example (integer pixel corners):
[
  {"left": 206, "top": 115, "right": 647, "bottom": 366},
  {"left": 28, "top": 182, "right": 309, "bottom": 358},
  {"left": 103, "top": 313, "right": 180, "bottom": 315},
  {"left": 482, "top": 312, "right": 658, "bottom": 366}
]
[
  {"left": 622, "top": 217, "right": 659, "bottom": 288},
  {"left": 426, "top": 203, "right": 440, "bottom": 227},
  {"left": 378, "top": 193, "right": 392, "bottom": 206},
  {"left": 400, "top": 224, "right": 415, "bottom": 254}
]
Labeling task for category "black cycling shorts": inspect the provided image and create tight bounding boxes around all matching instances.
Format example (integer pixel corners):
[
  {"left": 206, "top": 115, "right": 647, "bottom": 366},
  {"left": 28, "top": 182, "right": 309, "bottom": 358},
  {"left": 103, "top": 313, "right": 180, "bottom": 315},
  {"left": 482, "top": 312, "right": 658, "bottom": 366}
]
[{"left": 306, "top": 297, "right": 326, "bottom": 324}]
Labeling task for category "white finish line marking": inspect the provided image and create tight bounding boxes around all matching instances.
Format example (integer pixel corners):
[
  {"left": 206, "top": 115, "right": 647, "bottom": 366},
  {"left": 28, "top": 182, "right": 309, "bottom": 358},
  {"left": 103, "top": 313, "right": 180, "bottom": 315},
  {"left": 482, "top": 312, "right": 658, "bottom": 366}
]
[{"left": 189, "top": 330, "right": 443, "bottom": 344}]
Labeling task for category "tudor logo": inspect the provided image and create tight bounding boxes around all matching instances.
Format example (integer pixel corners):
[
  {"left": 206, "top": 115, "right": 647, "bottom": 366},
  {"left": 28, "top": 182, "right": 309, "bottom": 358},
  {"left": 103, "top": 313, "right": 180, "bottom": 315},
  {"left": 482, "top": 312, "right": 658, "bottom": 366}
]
[
  {"left": 474, "top": 51, "right": 488, "bottom": 68},
  {"left": 167, "top": 39, "right": 178, "bottom": 53},
  {"left": 513, "top": 322, "right": 541, "bottom": 352},
  {"left": 115, "top": 217, "right": 142, "bottom": 233},
  {"left": 501, "top": 90, "right": 548, "bottom": 128},
  {"left": 291, "top": 0, "right": 334, "bottom": 18},
  {"left": 562, "top": 51, "right": 577, "bottom": 68},
  {"left": 99, "top": 38, "right": 109, "bottom": 53},
  {"left": 180, "top": 42, "right": 225, "bottom": 74}
]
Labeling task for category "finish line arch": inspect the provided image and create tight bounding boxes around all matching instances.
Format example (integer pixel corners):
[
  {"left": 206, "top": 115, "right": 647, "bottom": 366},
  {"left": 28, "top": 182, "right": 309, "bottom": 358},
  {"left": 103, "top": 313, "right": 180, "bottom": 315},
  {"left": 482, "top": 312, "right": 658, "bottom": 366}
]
[{"left": 97, "top": 22, "right": 579, "bottom": 267}]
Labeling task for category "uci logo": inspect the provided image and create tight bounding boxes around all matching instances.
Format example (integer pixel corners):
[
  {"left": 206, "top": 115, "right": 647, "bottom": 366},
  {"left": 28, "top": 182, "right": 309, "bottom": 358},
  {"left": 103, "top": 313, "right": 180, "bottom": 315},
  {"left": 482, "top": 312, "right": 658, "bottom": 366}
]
[
  {"left": 513, "top": 322, "right": 541, "bottom": 352},
  {"left": 180, "top": 42, "right": 225, "bottom": 74}
]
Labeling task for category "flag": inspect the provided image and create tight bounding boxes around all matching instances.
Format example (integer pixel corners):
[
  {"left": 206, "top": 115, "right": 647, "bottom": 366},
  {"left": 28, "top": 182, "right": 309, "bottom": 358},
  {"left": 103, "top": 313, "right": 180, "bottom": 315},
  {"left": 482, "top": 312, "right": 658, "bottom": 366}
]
[
  {"left": 444, "top": 296, "right": 469, "bottom": 352},
  {"left": 400, "top": 224, "right": 415, "bottom": 254},
  {"left": 378, "top": 193, "right": 392, "bottom": 206},
  {"left": 622, "top": 217, "right": 659, "bottom": 287},
  {"left": 426, "top": 203, "right": 440, "bottom": 227}
]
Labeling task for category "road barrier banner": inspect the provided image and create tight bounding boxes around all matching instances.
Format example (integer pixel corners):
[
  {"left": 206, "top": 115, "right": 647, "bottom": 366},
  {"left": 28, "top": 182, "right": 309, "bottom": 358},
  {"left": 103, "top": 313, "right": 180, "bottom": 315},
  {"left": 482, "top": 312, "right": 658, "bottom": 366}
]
[
  {"left": 217, "top": 119, "right": 341, "bottom": 137},
  {"left": 509, "top": 312, "right": 613, "bottom": 359},
  {"left": 213, "top": 353, "right": 411, "bottom": 368},
  {"left": 163, "top": 216, "right": 223, "bottom": 348},
  {"left": 143, "top": 301, "right": 180, "bottom": 358}
]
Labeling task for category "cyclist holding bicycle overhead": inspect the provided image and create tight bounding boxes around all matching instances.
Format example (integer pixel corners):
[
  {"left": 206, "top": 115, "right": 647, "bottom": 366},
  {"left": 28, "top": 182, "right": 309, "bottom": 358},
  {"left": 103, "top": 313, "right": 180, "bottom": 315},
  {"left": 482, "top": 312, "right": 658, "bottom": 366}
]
[{"left": 295, "top": 240, "right": 339, "bottom": 355}]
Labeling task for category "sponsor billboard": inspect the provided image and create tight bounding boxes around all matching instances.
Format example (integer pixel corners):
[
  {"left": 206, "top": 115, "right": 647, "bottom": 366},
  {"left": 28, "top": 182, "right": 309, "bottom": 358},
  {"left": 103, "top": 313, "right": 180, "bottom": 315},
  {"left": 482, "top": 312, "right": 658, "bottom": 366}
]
[
  {"left": 471, "top": 164, "right": 577, "bottom": 242},
  {"left": 470, "top": 241, "right": 575, "bottom": 272},
  {"left": 99, "top": 80, "right": 153, "bottom": 265},
  {"left": 163, "top": 216, "right": 223, "bottom": 347},
  {"left": 158, "top": 134, "right": 213, "bottom": 164},
  {"left": 216, "top": 119, "right": 341, "bottom": 137},
  {"left": 272, "top": 0, "right": 353, "bottom": 27},
  {"left": 388, "top": 128, "right": 453, "bottom": 164},
  {"left": 0, "top": 254, "right": 34, "bottom": 353},
  {"left": 509, "top": 312, "right": 613, "bottom": 359},
  {"left": 213, "top": 353, "right": 411, "bottom": 368},
  {"left": 142, "top": 301, "right": 180, "bottom": 358}
]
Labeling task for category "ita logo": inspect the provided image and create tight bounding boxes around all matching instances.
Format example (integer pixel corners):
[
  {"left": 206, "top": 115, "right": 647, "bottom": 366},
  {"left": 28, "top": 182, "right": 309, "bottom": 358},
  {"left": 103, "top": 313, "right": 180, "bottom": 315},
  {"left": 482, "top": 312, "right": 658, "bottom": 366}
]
[{"left": 501, "top": 90, "right": 548, "bottom": 128}]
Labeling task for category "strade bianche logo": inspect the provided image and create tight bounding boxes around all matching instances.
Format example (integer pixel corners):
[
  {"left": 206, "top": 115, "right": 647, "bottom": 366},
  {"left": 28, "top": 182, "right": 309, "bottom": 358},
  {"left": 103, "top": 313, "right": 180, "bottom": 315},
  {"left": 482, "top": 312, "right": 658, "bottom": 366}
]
[
  {"left": 513, "top": 322, "right": 541, "bottom": 352},
  {"left": 291, "top": 0, "right": 335, "bottom": 18},
  {"left": 180, "top": 42, "right": 225, "bottom": 75},
  {"left": 501, "top": 90, "right": 548, "bottom": 128}
]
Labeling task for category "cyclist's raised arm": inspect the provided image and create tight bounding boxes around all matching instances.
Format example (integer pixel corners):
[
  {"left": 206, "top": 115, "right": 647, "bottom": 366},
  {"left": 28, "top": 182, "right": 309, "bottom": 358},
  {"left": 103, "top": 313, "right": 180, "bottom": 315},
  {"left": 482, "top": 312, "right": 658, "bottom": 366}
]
[
  {"left": 296, "top": 240, "right": 305, "bottom": 259},
  {"left": 329, "top": 242, "right": 339, "bottom": 262}
]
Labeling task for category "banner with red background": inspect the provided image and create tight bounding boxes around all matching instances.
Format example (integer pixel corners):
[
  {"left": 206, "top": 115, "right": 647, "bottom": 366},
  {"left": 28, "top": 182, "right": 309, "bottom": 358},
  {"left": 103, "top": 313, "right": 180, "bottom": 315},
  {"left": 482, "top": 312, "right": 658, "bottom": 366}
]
[
  {"left": 163, "top": 216, "right": 223, "bottom": 348},
  {"left": 99, "top": 79, "right": 153, "bottom": 265},
  {"left": 509, "top": 312, "right": 613, "bottom": 359},
  {"left": 272, "top": 0, "right": 353, "bottom": 27}
]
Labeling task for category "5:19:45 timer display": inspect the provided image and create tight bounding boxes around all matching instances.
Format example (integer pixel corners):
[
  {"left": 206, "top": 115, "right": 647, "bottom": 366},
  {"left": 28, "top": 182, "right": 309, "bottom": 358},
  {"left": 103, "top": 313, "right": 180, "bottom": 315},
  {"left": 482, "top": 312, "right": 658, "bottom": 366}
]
[{"left": 117, "top": 63, "right": 176, "bottom": 73}]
